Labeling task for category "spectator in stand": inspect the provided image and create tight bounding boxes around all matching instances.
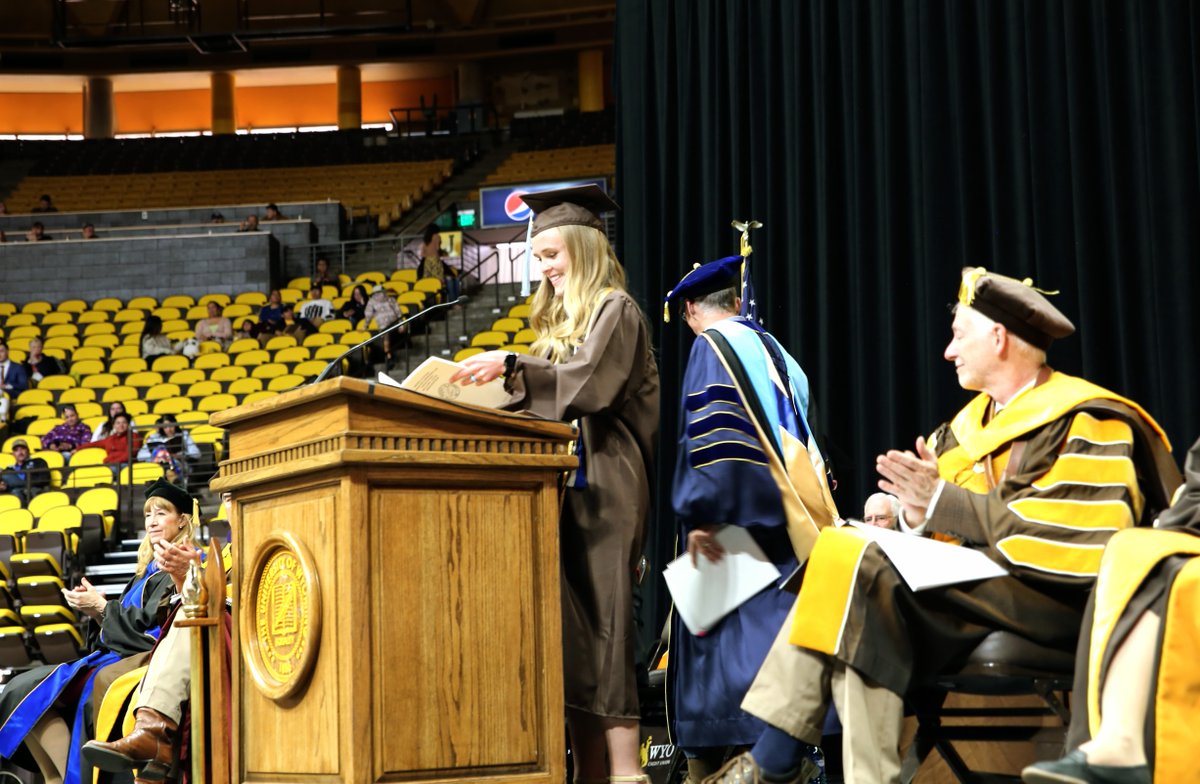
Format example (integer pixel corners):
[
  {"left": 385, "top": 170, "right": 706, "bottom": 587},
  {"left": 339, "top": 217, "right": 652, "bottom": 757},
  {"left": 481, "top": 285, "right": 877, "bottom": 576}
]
[
  {"left": 0, "top": 439, "right": 50, "bottom": 504},
  {"left": 299, "top": 286, "right": 334, "bottom": 326},
  {"left": 256, "top": 289, "right": 286, "bottom": 336},
  {"left": 92, "top": 401, "right": 128, "bottom": 441},
  {"left": 77, "top": 412, "right": 141, "bottom": 466},
  {"left": 31, "top": 194, "right": 57, "bottom": 213},
  {"left": 264, "top": 203, "right": 287, "bottom": 221},
  {"left": 0, "top": 340, "right": 29, "bottom": 397},
  {"left": 23, "top": 338, "right": 65, "bottom": 383},
  {"left": 137, "top": 414, "right": 200, "bottom": 465},
  {"left": 43, "top": 404, "right": 94, "bottom": 456},
  {"left": 363, "top": 285, "right": 405, "bottom": 369},
  {"left": 140, "top": 316, "right": 174, "bottom": 359},
  {"left": 26, "top": 222, "right": 51, "bottom": 241},
  {"left": 340, "top": 285, "right": 369, "bottom": 326},
  {"left": 81, "top": 223, "right": 98, "bottom": 239},
  {"left": 210, "top": 212, "right": 225, "bottom": 224},
  {"left": 194, "top": 301, "right": 233, "bottom": 349},
  {"left": 237, "top": 214, "right": 259, "bottom": 232},
  {"left": 861, "top": 492, "right": 900, "bottom": 529},
  {"left": 418, "top": 224, "right": 445, "bottom": 281},
  {"left": 312, "top": 256, "right": 338, "bottom": 289},
  {"left": 236, "top": 319, "right": 257, "bottom": 344},
  {"left": 279, "top": 306, "right": 314, "bottom": 339}
]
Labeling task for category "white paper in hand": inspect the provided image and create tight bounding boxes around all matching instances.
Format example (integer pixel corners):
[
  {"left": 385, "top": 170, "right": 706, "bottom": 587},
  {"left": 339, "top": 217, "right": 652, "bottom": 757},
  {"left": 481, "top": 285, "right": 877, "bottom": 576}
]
[
  {"left": 663, "top": 526, "right": 781, "bottom": 636},
  {"left": 387, "top": 356, "right": 511, "bottom": 409},
  {"left": 844, "top": 521, "right": 1009, "bottom": 590}
]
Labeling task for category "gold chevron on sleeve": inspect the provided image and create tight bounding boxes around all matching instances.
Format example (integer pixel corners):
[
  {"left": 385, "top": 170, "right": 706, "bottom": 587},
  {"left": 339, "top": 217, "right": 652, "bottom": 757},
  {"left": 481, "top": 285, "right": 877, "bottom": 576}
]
[
  {"left": 996, "top": 535, "right": 1107, "bottom": 577},
  {"left": 1031, "top": 453, "right": 1139, "bottom": 492},
  {"left": 1009, "top": 497, "right": 1136, "bottom": 531},
  {"left": 1065, "top": 411, "right": 1135, "bottom": 447}
]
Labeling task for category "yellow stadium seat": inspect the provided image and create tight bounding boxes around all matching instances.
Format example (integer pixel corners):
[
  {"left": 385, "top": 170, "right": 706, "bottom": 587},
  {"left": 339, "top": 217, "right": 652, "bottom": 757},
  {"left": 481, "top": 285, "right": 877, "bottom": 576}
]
[
  {"left": 152, "top": 397, "right": 193, "bottom": 415},
  {"left": 263, "top": 335, "right": 298, "bottom": 351},
  {"left": 150, "top": 355, "right": 189, "bottom": 373},
  {"left": 288, "top": 276, "right": 311, "bottom": 290},
  {"left": 292, "top": 360, "right": 328, "bottom": 378},
  {"left": 185, "top": 306, "right": 209, "bottom": 321},
  {"left": 25, "top": 419, "right": 63, "bottom": 438},
  {"left": 198, "top": 294, "right": 231, "bottom": 307},
  {"left": 109, "top": 345, "right": 140, "bottom": 360},
  {"left": 144, "top": 383, "right": 182, "bottom": 401},
  {"left": 21, "top": 301, "right": 52, "bottom": 315},
  {"left": 208, "top": 365, "right": 247, "bottom": 383},
  {"left": 3, "top": 314, "right": 37, "bottom": 328},
  {"left": 0, "top": 303, "right": 14, "bottom": 317},
  {"left": 312, "top": 345, "right": 346, "bottom": 360},
  {"left": 161, "top": 295, "right": 194, "bottom": 309},
  {"left": 56, "top": 299, "right": 87, "bottom": 314},
  {"left": 240, "top": 390, "right": 278, "bottom": 405},
  {"left": 109, "top": 357, "right": 148, "bottom": 375},
  {"left": 57, "top": 388, "right": 97, "bottom": 405},
  {"left": 414, "top": 278, "right": 443, "bottom": 294},
  {"left": 65, "top": 464, "right": 115, "bottom": 489},
  {"left": 391, "top": 269, "right": 418, "bottom": 284},
  {"left": 36, "top": 375, "right": 76, "bottom": 392},
  {"left": 397, "top": 291, "right": 427, "bottom": 308},
  {"left": 73, "top": 402, "right": 102, "bottom": 420},
  {"left": 127, "top": 296, "right": 157, "bottom": 311},
  {"left": 454, "top": 347, "right": 484, "bottom": 362},
  {"left": 356, "top": 271, "right": 387, "bottom": 285},
  {"left": 197, "top": 393, "right": 238, "bottom": 413},
  {"left": 92, "top": 298, "right": 123, "bottom": 312},
  {"left": 223, "top": 303, "right": 252, "bottom": 318},
  {"left": 70, "top": 359, "right": 107, "bottom": 377},
  {"left": 280, "top": 288, "right": 303, "bottom": 305},
  {"left": 382, "top": 281, "right": 410, "bottom": 296},
  {"left": 186, "top": 381, "right": 223, "bottom": 398},
  {"left": 227, "top": 377, "right": 263, "bottom": 396},
  {"left": 132, "top": 413, "right": 159, "bottom": 428},
  {"left": 81, "top": 373, "right": 120, "bottom": 389},
  {"left": 118, "top": 463, "right": 164, "bottom": 486},
  {"left": 7, "top": 326, "right": 39, "bottom": 341},
  {"left": 161, "top": 320, "right": 190, "bottom": 334},
  {"left": 123, "top": 400, "right": 149, "bottom": 416},
  {"left": 70, "top": 346, "right": 106, "bottom": 363},
  {"left": 470, "top": 331, "right": 508, "bottom": 349},
  {"left": 491, "top": 317, "right": 525, "bottom": 333},
  {"left": 165, "top": 369, "right": 204, "bottom": 386},
  {"left": 336, "top": 330, "right": 368, "bottom": 345},
  {"left": 302, "top": 333, "right": 333, "bottom": 347},
  {"left": 274, "top": 346, "right": 311, "bottom": 364},
  {"left": 14, "top": 403, "right": 55, "bottom": 421},
  {"left": 175, "top": 411, "right": 210, "bottom": 426},
  {"left": 250, "top": 363, "right": 288, "bottom": 380},
  {"left": 28, "top": 491, "right": 70, "bottom": 521},
  {"left": 267, "top": 374, "right": 304, "bottom": 392},
  {"left": 227, "top": 338, "right": 259, "bottom": 355},
  {"left": 317, "top": 319, "right": 352, "bottom": 335},
  {"left": 508, "top": 304, "right": 532, "bottom": 319},
  {"left": 0, "top": 494, "right": 21, "bottom": 514},
  {"left": 83, "top": 334, "right": 119, "bottom": 351},
  {"left": 100, "top": 385, "right": 138, "bottom": 404},
  {"left": 76, "top": 487, "right": 118, "bottom": 536},
  {"left": 234, "top": 349, "right": 270, "bottom": 367},
  {"left": 82, "top": 322, "right": 117, "bottom": 337},
  {"left": 16, "top": 389, "right": 54, "bottom": 407},
  {"left": 69, "top": 447, "right": 108, "bottom": 467},
  {"left": 235, "top": 291, "right": 267, "bottom": 306},
  {"left": 76, "top": 311, "right": 109, "bottom": 325},
  {"left": 124, "top": 371, "right": 165, "bottom": 388},
  {"left": 120, "top": 321, "right": 146, "bottom": 335},
  {"left": 112, "top": 309, "right": 146, "bottom": 324},
  {"left": 513, "top": 328, "right": 537, "bottom": 344},
  {"left": 44, "top": 322, "right": 78, "bottom": 336},
  {"left": 197, "top": 341, "right": 224, "bottom": 355},
  {"left": 193, "top": 352, "right": 230, "bottom": 370}
]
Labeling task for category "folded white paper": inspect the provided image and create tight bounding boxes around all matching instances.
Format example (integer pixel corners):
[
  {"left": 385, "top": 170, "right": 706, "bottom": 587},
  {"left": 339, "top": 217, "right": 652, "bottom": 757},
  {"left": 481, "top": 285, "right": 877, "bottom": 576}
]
[
  {"left": 382, "top": 356, "right": 511, "bottom": 409},
  {"left": 844, "top": 521, "right": 1009, "bottom": 590},
  {"left": 663, "top": 526, "right": 782, "bottom": 636}
]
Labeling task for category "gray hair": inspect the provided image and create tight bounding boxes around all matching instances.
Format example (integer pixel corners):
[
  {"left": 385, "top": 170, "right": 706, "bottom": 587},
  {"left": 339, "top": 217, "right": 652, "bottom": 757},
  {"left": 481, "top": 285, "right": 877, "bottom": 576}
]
[
  {"left": 689, "top": 285, "right": 739, "bottom": 315},
  {"left": 864, "top": 492, "right": 901, "bottom": 518}
]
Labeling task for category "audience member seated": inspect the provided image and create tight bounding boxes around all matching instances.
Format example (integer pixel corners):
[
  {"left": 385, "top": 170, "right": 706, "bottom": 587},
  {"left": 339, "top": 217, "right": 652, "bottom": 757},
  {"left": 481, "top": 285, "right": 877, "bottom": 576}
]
[
  {"left": 194, "top": 301, "right": 233, "bottom": 349},
  {"left": 861, "top": 492, "right": 900, "bottom": 529},
  {"left": 92, "top": 401, "right": 128, "bottom": 441},
  {"left": 264, "top": 202, "right": 287, "bottom": 221},
  {"left": 0, "top": 340, "right": 30, "bottom": 397},
  {"left": 140, "top": 316, "right": 175, "bottom": 359},
  {"left": 210, "top": 212, "right": 225, "bottom": 224},
  {"left": 26, "top": 221, "right": 51, "bottom": 241},
  {"left": 78, "top": 412, "right": 141, "bottom": 465},
  {"left": 340, "top": 284, "right": 368, "bottom": 325},
  {"left": 255, "top": 289, "right": 286, "bottom": 336},
  {"left": 298, "top": 286, "right": 334, "bottom": 326},
  {"left": 81, "top": 223, "right": 98, "bottom": 240},
  {"left": 83, "top": 489, "right": 233, "bottom": 781},
  {"left": 237, "top": 214, "right": 259, "bottom": 232},
  {"left": 364, "top": 285, "right": 405, "bottom": 369},
  {"left": 312, "top": 256, "right": 338, "bottom": 289},
  {"left": 43, "top": 403, "right": 95, "bottom": 456},
  {"left": 31, "top": 193, "right": 57, "bottom": 213},
  {"left": 279, "top": 306, "right": 314, "bottom": 339},
  {"left": 23, "top": 337, "right": 65, "bottom": 383},
  {"left": 0, "top": 438, "right": 49, "bottom": 504},
  {"left": 137, "top": 413, "right": 199, "bottom": 467},
  {"left": 0, "top": 479, "right": 196, "bottom": 784}
]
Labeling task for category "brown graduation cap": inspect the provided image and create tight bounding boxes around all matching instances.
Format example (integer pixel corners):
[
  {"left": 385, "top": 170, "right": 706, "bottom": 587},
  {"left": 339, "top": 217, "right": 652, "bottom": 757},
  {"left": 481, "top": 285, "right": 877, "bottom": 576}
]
[
  {"left": 519, "top": 184, "right": 619, "bottom": 237},
  {"left": 958, "top": 266, "right": 1075, "bottom": 350}
]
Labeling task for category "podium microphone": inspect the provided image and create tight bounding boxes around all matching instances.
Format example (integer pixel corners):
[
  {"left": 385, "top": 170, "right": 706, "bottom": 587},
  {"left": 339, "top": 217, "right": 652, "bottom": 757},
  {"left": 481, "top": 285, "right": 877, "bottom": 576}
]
[{"left": 313, "top": 295, "right": 469, "bottom": 384}]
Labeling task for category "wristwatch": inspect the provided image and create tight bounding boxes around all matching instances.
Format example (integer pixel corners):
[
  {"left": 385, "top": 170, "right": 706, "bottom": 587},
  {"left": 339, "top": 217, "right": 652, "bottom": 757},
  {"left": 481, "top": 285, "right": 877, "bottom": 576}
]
[{"left": 503, "top": 352, "right": 519, "bottom": 377}]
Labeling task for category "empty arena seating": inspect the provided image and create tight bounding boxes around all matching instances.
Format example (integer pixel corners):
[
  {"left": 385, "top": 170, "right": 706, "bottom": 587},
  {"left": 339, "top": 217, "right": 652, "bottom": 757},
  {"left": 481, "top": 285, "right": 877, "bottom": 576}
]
[{"left": 481, "top": 144, "right": 615, "bottom": 187}]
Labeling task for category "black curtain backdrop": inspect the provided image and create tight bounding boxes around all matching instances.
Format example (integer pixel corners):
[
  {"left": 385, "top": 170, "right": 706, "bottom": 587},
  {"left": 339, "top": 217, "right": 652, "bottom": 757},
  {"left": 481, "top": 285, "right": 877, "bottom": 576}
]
[{"left": 613, "top": 0, "right": 1200, "bottom": 651}]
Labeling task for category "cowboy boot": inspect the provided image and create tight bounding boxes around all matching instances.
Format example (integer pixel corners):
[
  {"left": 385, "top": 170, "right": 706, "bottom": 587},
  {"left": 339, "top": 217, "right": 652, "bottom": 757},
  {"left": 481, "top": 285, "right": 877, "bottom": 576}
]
[{"left": 81, "top": 706, "right": 177, "bottom": 781}]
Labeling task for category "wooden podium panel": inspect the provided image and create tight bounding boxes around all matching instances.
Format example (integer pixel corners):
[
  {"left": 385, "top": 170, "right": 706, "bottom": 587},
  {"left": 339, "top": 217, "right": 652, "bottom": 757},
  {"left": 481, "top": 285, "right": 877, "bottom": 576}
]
[{"left": 211, "top": 378, "right": 575, "bottom": 784}]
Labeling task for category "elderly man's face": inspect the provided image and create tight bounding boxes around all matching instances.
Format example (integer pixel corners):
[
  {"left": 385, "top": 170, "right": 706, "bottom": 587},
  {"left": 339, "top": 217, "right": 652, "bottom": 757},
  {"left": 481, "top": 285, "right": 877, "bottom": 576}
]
[
  {"left": 863, "top": 497, "right": 897, "bottom": 528},
  {"left": 944, "top": 307, "right": 1000, "bottom": 392}
]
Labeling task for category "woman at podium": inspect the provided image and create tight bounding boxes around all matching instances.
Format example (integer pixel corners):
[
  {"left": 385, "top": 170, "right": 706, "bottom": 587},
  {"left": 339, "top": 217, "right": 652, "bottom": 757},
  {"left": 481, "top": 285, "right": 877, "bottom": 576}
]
[{"left": 453, "top": 184, "right": 660, "bottom": 784}]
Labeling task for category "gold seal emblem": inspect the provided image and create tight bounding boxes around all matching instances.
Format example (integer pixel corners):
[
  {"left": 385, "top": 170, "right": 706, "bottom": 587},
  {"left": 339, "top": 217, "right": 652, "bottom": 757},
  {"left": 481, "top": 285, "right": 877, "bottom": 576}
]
[{"left": 242, "top": 532, "right": 321, "bottom": 701}]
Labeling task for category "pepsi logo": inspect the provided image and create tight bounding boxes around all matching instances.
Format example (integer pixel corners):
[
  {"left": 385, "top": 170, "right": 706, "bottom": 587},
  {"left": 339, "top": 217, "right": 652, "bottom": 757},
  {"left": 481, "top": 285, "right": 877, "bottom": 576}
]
[{"left": 504, "top": 190, "right": 532, "bottom": 221}]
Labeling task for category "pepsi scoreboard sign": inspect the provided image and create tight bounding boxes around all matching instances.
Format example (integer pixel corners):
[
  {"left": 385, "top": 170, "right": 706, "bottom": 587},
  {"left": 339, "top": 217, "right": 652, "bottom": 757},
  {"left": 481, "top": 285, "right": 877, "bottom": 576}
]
[{"left": 479, "top": 178, "right": 608, "bottom": 229}]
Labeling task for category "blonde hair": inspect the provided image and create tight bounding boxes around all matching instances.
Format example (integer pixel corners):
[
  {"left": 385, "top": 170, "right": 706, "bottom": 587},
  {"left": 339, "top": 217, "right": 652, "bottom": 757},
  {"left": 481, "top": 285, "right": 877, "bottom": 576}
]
[
  {"left": 137, "top": 495, "right": 197, "bottom": 577},
  {"left": 529, "top": 224, "right": 628, "bottom": 363}
]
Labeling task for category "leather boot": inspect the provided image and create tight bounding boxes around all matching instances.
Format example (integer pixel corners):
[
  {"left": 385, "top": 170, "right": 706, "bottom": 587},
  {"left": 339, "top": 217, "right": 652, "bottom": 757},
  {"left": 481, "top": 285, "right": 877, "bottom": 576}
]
[{"left": 81, "top": 707, "right": 177, "bottom": 781}]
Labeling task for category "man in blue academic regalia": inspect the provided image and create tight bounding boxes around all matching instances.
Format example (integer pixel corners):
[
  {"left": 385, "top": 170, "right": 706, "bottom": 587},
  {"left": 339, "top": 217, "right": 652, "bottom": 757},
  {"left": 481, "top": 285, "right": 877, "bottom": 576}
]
[{"left": 664, "top": 256, "right": 835, "bottom": 784}]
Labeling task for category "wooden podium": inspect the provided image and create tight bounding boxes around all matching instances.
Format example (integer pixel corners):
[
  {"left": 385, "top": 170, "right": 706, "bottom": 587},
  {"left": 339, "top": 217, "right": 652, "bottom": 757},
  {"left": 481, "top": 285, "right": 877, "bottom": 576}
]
[{"left": 210, "top": 377, "right": 576, "bottom": 784}]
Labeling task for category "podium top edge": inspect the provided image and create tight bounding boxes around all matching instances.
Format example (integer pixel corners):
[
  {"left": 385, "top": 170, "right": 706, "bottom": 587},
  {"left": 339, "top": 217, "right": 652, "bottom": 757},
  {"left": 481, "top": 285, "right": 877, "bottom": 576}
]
[{"left": 208, "top": 376, "right": 577, "bottom": 439}]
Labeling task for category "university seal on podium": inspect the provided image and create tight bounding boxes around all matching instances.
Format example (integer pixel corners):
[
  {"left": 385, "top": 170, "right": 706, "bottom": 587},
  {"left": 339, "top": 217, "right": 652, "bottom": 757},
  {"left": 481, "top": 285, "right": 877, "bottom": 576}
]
[{"left": 242, "top": 532, "right": 322, "bottom": 700}]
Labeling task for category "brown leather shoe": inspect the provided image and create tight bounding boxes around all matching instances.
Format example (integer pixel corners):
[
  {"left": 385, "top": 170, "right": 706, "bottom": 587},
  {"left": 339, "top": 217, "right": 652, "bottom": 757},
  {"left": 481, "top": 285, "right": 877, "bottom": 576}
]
[
  {"left": 81, "top": 707, "right": 176, "bottom": 781},
  {"left": 701, "top": 752, "right": 811, "bottom": 784}
]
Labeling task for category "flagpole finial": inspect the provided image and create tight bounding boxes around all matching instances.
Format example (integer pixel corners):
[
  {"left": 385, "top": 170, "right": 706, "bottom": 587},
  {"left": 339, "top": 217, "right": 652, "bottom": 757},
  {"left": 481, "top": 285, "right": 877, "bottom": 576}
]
[{"left": 731, "top": 219, "right": 763, "bottom": 257}]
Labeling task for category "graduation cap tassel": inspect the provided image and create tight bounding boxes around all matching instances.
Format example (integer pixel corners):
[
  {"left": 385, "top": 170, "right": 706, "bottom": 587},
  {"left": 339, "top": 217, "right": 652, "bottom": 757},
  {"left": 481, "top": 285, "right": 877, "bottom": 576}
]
[{"left": 520, "top": 213, "right": 534, "bottom": 298}]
